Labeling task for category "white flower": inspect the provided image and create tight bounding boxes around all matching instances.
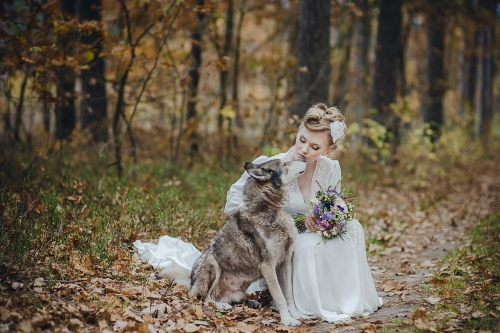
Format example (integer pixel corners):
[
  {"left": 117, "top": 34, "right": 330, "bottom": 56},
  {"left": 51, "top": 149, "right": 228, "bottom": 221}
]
[
  {"left": 330, "top": 121, "right": 345, "bottom": 142},
  {"left": 334, "top": 197, "right": 346, "bottom": 210}
]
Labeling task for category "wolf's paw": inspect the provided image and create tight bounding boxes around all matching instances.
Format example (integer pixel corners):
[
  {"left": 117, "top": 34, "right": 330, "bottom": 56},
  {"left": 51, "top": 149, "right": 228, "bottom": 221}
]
[
  {"left": 215, "top": 302, "right": 233, "bottom": 310},
  {"left": 280, "top": 316, "right": 300, "bottom": 327},
  {"left": 289, "top": 309, "right": 312, "bottom": 320}
]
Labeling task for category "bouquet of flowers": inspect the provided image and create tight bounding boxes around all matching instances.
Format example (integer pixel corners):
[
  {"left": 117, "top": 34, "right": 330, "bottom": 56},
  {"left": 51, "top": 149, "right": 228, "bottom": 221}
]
[{"left": 294, "top": 182, "right": 355, "bottom": 241}]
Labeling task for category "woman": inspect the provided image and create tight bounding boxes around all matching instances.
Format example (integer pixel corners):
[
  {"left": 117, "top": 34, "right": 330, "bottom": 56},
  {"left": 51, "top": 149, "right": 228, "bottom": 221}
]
[
  {"left": 134, "top": 103, "right": 382, "bottom": 322},
  {"left": 224, "top": 103, "right": 382, "bottom": 322}
]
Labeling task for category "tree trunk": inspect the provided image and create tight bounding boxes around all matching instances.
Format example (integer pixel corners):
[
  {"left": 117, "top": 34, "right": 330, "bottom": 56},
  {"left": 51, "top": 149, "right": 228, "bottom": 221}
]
[
  {"left": 294, "top": 0, "right": 331, "bottom": 117},
  {"left": 477, "top": 0, "right": 496, "bottom": 145},
  {"left": 332, "top": 25, "right": 354, "bottom": 110},
  {"left": 460, "top": 0, "right": 478, "bottom": 121},
  {"left": 14, "top": 72, "right": 29, "bottom": 142},
  {"left": 351, "top": 0, "right": 372, "bottom": 122},
  {"left": 370, "top": 0, "right": 403, "bottom": 146},
  {"left": 77, "top": 0, "right": 108, "bottom": 142},
  {"left": 231, "top": 0, "right": 247, "bottom": 129},
  {"left": 55, "top": 0, "right": 76, "bottom": 141},
  {"left": 423, "top": 4, "right": 446, "bottom": 142},
  {"left": 54, "top": 67, "right": 76, "bottom": 140},
  {"left": 218, "top": 0, "right": 234, "bottom": 127},
  {"left": 186, "top": 0, "right": 205, "bottom": 155}
]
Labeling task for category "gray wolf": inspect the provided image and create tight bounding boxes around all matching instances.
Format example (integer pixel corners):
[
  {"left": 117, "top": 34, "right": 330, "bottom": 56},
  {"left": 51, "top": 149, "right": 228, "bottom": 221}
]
[{"left": 158, "top": 158, "right": 308, "bottom": 326}]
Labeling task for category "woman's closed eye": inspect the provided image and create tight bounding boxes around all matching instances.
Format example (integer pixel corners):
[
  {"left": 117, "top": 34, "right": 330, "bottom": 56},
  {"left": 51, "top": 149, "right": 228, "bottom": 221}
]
[{"left": 300, "top": 136, "right": 320, "bottom": 150}]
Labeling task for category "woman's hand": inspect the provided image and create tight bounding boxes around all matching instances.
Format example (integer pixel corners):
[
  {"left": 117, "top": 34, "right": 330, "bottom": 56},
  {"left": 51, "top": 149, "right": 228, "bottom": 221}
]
[{"left": 304, "top": 214, "right": 318, "bottom": 231}]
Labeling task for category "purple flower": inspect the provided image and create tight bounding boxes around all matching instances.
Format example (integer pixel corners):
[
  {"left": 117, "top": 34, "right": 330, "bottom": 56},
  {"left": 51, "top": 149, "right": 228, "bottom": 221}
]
[
  {"left": 337, "top": 205, "right": 344, "bottom": 212},
  {"left": 313, "top": 204, "right": 321, "bottom": 215},
  {"left": 321, "top": 211, "right": 333, "bottom": 221},
  {"left": 339, "top": 220, "right": 345, "bottom": 227}
]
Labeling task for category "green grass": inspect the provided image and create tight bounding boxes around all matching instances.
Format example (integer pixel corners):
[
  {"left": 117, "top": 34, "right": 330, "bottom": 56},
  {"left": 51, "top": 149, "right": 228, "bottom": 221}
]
[{"left": 0, "top": 148, "right": 243, "bottom": 280}]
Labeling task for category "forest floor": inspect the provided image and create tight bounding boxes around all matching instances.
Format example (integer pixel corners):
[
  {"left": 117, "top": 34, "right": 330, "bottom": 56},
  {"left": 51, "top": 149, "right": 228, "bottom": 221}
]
[{"left": 1, "top": 149, "right": 499, "bottom": 333}]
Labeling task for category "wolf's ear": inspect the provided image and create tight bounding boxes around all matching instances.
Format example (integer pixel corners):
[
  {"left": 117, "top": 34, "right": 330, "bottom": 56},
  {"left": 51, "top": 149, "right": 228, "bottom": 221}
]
[{"left": 244, "top": 162, "right": 271, "bottom": 181}]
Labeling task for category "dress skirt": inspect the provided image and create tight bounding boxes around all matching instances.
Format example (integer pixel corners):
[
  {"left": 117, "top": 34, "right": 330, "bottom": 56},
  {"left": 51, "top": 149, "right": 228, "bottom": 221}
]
[
  {"left": 134, "top": 219, "right": 382, "bottom": 322},
  {"left": 291, "top": 219, "right": 382, "bottom": 322}
]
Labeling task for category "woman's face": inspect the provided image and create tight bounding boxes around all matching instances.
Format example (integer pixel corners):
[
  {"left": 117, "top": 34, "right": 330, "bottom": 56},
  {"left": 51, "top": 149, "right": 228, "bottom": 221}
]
[{"left": 294, "top": 126, "right": 333, "bottom": 165}]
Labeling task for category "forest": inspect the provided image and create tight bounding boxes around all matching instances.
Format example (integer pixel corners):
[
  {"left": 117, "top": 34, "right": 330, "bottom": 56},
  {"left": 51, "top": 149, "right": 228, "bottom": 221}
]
[{"left": 0, "top": 0, "right": 499, "bottom": 332}]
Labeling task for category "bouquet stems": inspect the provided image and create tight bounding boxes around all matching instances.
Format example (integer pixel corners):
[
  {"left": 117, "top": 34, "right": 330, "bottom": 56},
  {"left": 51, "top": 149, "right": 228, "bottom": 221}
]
[{"left": 293, "top": 214, "right": 307, "bottom": 234}]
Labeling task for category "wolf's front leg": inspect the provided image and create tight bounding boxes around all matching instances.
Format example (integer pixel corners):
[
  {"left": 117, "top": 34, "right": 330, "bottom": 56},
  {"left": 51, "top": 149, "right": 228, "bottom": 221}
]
[
  {"left": 261, "top": 263, "right": 300, "bottom": 326},
  {"left": 279, "top": 256, "right": 312, "bottom": 320}
]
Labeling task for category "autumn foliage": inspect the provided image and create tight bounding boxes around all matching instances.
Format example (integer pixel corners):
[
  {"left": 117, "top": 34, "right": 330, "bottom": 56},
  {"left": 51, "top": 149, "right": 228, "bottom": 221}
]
[{"left": 1, "top": 0, "right": 500, "bottom": 332}]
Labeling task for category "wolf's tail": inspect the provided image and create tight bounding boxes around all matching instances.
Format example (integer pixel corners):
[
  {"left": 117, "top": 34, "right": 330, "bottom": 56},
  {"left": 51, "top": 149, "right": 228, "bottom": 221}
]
[{"left": 156, "top": 266, "right": 191, "bottom": 288}]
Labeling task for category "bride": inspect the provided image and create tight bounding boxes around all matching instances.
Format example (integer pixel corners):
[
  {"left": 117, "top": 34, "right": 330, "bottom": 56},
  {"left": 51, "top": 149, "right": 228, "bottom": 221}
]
[{"left": 134, "top": 103, "right": 382, "bottom": 322}]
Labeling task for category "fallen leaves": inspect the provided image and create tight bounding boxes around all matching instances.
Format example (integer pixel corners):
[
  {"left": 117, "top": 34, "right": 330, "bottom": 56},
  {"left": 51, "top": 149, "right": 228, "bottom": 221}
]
[
  {"left": 379, "top": 279, "right": 407, "bottom": 292},
  {"left": 412, "top": 308, "right": 437, "bottom": 332}
]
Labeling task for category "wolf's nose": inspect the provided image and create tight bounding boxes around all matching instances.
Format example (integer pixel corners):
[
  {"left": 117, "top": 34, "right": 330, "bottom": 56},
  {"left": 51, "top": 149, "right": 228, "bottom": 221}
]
[{"left": 300, "top": 158, "right": 305, "bottom": 162}]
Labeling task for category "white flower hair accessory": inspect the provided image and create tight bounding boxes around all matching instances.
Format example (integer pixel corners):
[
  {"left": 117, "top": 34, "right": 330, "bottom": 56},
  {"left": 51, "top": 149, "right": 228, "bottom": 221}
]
[{"left": 330, "top": 121, "right": 345, "bottom": 142}]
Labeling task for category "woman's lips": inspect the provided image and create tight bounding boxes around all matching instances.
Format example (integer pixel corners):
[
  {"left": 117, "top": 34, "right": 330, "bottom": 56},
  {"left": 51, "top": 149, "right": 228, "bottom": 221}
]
[{"left": 298, "top": 154, "right": 305, "bottom": 160}]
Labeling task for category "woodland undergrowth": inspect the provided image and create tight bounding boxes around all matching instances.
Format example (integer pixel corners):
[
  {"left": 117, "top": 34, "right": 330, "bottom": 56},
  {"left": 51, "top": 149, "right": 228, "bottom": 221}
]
[{"left": 0, "top": 124, "right": 499, "bottom": 332}]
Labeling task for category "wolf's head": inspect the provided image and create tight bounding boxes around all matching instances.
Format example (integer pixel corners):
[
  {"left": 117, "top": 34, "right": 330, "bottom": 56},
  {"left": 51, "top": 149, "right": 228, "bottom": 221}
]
[
  {"left": 242, "top": 159, "right": 306, "bottom": 211},
  {"left": 244, "top": 159, "right": 306, "bottom": 187}
]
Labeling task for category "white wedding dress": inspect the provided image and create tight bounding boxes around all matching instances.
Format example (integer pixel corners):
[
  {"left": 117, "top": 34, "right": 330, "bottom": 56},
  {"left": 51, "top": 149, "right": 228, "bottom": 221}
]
[{"left": 134, "top": 148, "right": 382, "bottom": 322}]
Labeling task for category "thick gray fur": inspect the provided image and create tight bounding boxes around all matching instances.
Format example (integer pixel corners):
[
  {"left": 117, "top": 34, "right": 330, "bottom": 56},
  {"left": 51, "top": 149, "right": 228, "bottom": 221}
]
[{"left": 158, "top": 159, "right": 308, "bottom": 326}]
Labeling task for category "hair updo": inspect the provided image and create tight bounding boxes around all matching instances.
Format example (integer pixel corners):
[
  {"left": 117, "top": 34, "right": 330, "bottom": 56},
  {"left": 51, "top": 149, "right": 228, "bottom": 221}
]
[{"left": 300, "top": 103, "right": 346, "bottom": 149}]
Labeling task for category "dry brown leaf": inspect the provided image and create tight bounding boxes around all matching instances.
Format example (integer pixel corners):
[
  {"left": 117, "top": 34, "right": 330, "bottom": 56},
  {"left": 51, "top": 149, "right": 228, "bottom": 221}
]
[
  {"left": 11, "top": 282, "right": 23, "bottom": 290},
  {"left": 65, "top": 195, "right": 82, "bottom": 203},
  {"left": 185, "top": 323, "right": 200, "bottom": 332},
  {"left": 0, "top": 307, "right": 22, "bottom": 322},
  {"left": 237, "top": 321, "right": 260, "bottom": 332},
  {"left": 31, "top": 311, "right": 51, "bottom": 329},
  {"left": 358, "top": 323, "right": 375, "bottom": 330},
  {"left": 430, "top": 276, "right": 449, "bottom": 287},
  {"left": 18, "top": 319, "right": 32, "bottom": 333},
  {"left": 33, "top": 277, "right": 45, "bottom": 287},
  {"left": 97, "top": 308, "right": 112, "bottom": 322},
  {"left": 98, "top": 318, "right": 109, "bottom": 330},
  {"left": 68, "top": 318, "right": 83, "bottom": 330},
  {"left": 471, "top": 311, "right": 485, "bottom": 318},
  {"left": 412, "top": 308, "right": 428, "bottom": 321},
  {"left": 194, "top": 304, "right": 204, "bottom": 319},
  {"left": 113, "top": 320, "right": 129, "bottom": 332},
  {"left": 123, "top": 308, "right": 143, "bottom": 323},
  {"left": 414, "top": 318, "right": 437, "bottom": 332}
]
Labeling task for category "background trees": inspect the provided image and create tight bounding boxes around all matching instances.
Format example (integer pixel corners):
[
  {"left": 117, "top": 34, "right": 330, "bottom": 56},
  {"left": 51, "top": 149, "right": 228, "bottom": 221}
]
[
  {"left": 294, "top": 0, "right": 331, "bottom": 117},
  {"left": 0, "top": 0, "right": 498, "bottom": 168},
  {"left": 370, "top": 0, "right": 403, "bottom": 151}
]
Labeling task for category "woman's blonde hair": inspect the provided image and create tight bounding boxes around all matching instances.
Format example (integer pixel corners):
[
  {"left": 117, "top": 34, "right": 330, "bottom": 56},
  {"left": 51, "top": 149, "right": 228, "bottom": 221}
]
[{"left": 300, "top": 103, "right": 346, "bottom": 149}]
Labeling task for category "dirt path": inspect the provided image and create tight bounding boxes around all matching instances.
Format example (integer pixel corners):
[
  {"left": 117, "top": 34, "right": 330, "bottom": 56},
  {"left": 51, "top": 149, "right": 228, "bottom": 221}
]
[{"left": 308, "top": 163, "right": 500, "bottom": 332}]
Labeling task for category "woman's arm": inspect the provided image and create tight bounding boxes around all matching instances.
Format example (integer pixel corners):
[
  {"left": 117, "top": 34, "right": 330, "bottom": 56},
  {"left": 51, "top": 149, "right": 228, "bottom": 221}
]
[{"left": 224, "top": 155, "right": 270, "bottom": 213}]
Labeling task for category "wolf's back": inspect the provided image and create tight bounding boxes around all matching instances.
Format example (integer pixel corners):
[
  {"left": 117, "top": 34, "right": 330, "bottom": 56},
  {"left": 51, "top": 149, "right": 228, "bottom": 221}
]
[{"left": 156, "top": 266, "right": 191, "bottom": 287}]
